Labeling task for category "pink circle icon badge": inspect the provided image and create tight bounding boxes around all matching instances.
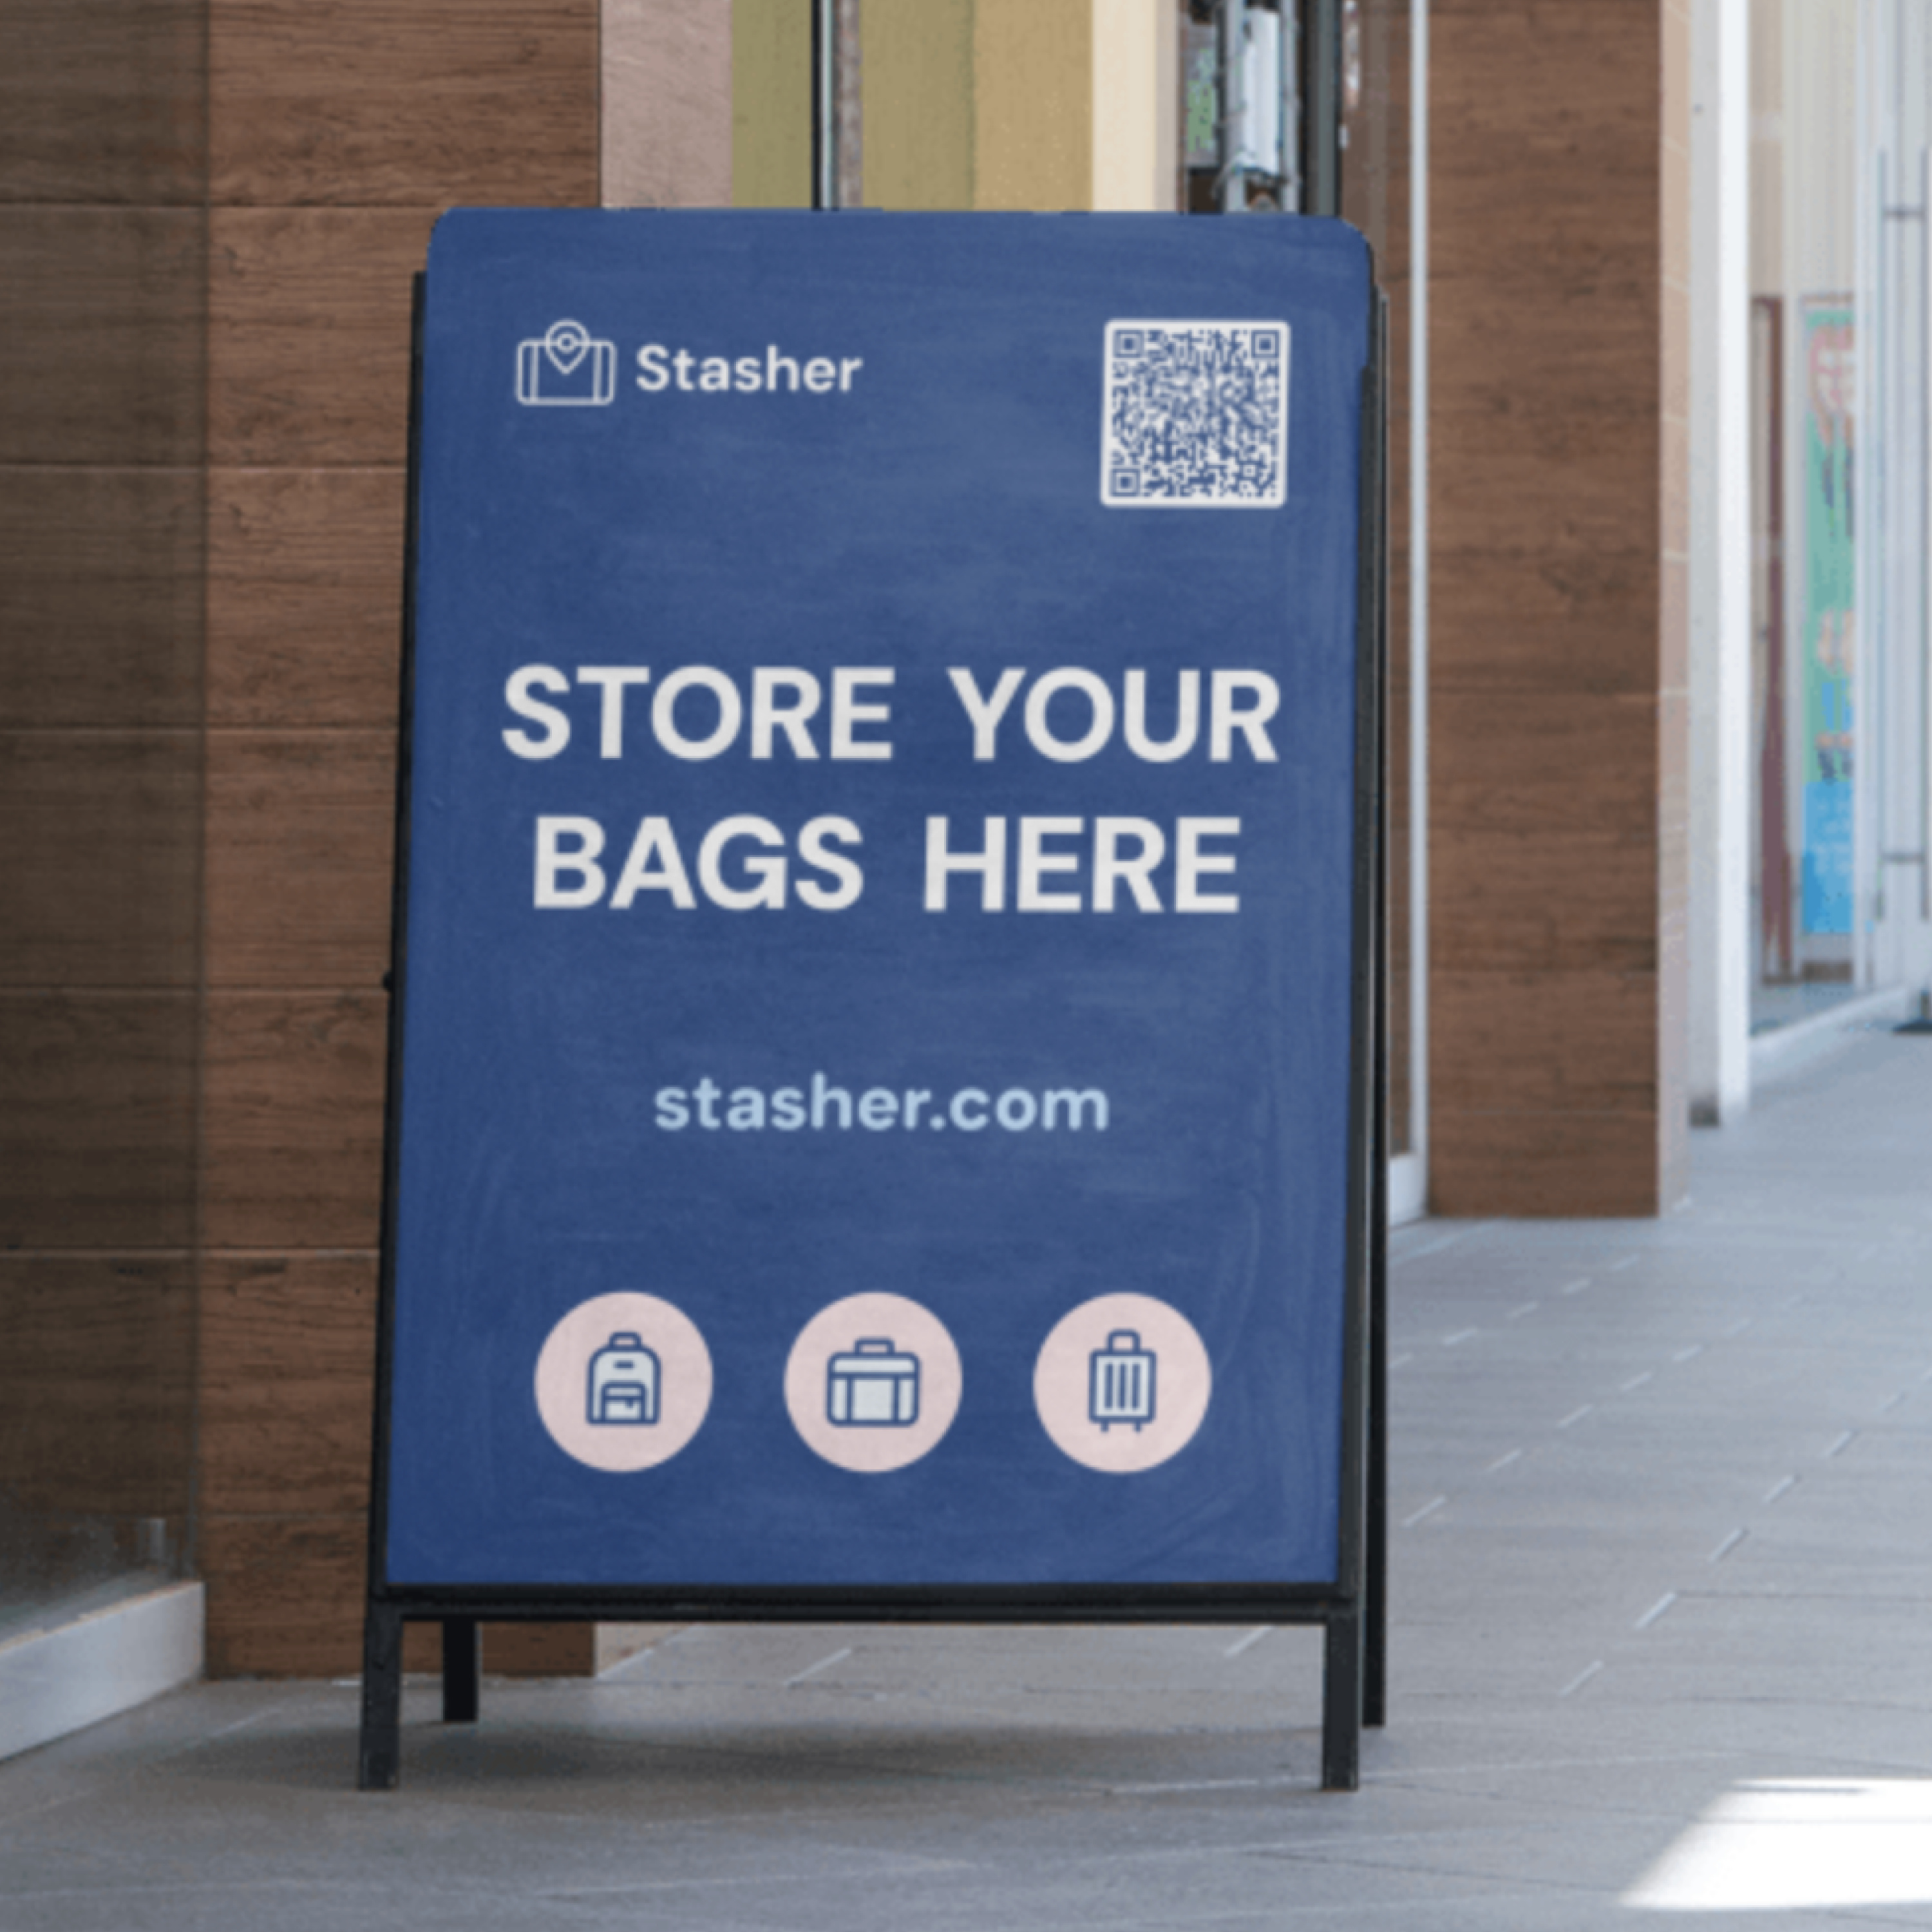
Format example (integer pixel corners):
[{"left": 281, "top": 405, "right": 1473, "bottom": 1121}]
[
  {"left": 1034, "top": 1294, "right": 1211, "bottom": 1473},
  {"left": 535, "top": 1292, "right": 713, "bottom": 1472},
  {"left": 785, "top": 1293, "right": 962, "bottom": 1473}
]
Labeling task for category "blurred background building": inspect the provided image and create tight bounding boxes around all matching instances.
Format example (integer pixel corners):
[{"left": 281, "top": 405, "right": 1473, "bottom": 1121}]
[{"left": 2, "top": 0, "right": 1928, "bottom": 1736}]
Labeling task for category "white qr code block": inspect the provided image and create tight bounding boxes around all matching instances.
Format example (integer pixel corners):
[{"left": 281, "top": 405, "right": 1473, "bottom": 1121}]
[{"left": 1101, "top": 320, "right": 1291, "bottom": 509}]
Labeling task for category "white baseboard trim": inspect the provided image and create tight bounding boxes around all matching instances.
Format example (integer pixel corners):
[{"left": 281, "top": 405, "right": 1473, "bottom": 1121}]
[
  {"left": 1750, "top": 983, "right": 1913, "bottom": 1092},
  {"left": 0, "top": 1580, "right": 204, "bottom": 1763},
  {"left": 1388, "top": 1152, "right": 1426, "bottom": 1226}
]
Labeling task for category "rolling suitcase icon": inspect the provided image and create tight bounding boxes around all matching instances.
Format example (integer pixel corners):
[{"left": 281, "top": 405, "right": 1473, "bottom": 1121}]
[
  {"left": 826, "top": 1338, "right": 921, "bottom": 1427},
  {"left": 586, "top": 1331, "right": 660, "bottom": 1425},
  {"left": 1089, "top": 1331, "right": 1157, "bottom": 1430}
]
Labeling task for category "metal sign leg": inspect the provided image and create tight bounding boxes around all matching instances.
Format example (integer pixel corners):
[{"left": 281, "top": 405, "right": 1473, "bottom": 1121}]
[
  {"left": 442, "top": 1617, "right": 480, "bottom": 1724},
  {"left": 357, "top": 1603, "right": 404, "bottom": 1790},
  {"left": 1321, "top": 1604, "right": 1363, "bottom": 1791}
]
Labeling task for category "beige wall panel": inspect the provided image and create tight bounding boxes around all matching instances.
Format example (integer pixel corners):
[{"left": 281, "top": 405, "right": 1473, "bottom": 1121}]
[
  {"left": 863, "top": 0, "right": 976, "bottom": 211},
  {"left": 0, "top": 1256, "right": 194, "bottom": 1521},
  {"left": 974, "top": 0, "right": 1092, "bottom": 211},
  {"left": 0, "top": 993, "right": 198, "bottom": 1249},
  {"left": 206, "top": 468, "right": 406, "bottom": 729},
  {"left": 0, "top": 209, "right": 206, "bottom": 466},
  {"left": 733, "top": 0, "right": 813, "bottom": 207},
  {"left": 208, "top": 0, "right": 598, "bottom": 207},
  {"left": 196, "top": 1254, "right": 376, "bottom": 1517},
  {"left": 1091, "top": 0, "right": 1174, "bottom": 212},
  {"left": 0, "top": 0, "right": 206, "bottom": 206},
  {"left": 0, "top": 732, "right": 200, "bottom": 987},
  {"left": 602, "top": 0, "right": 732, "bottom": 207},
  {"left": 204, "top": 730, "right": 395, "bottom": 986},
  {"left": 0, "top": 469, "right": 204, "bottom": 731},
  {"left": 207, "top": 207, "right": 435, "bottom": 468},
  {"left": 200, "top": 990, "right": 386, "bottom": 1249}
]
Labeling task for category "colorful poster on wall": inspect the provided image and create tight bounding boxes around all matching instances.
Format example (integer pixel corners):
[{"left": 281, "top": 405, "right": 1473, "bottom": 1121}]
[{"left": 1799, "top": 296, "right": 1855, "bottom": 936}]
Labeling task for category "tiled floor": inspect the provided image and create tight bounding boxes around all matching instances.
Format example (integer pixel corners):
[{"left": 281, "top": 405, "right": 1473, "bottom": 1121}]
[{"left": 3, "top": 1031, "right": 1929, "bottom": 1929}]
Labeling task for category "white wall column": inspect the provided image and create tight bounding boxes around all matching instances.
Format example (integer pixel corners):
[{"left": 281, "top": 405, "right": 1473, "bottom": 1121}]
[{"left": 1689, "top": 0, "right": 1753, "bottom": 1122}]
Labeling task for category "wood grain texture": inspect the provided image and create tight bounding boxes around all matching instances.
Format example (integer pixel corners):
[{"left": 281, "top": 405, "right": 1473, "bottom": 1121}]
[
  {"left": 0, "top": 730, "right": 200, "bottom": 987},
  {"left": 1428, "top": 1107, "right": 1662, "bottom": 1219},
  {"left": 1426, "top": 548, "right": 1661, "bottom": 696},
  {"left": 0, "top": 0, "right": 206, "bottom": 206},
  {"left": 196, "top": 1253, "right": 377, "bottom": 1516},
  {"left": 1428, "top": 0, "right": 1669, "bottom": 1214},
  {"left": 208, "top": 0, "right": 597, "bottom": 207},
  {"left": 207, "top": 207, "right": 434, "bottom": 466},
  {"left": 0, "top": 993, "right": 198, "bottom": 1248},
  {"left": 0, "top": 208, "right": 205, "bottom": 466},
  {"left": 1432, "top": 971, "right": 1659, "bottom": 1114},
  {"left": 204, "top": 730, "right": 395, "bottom": 986},
  {"left": 197, "top": 1513, "right": 372, "bottom": 1675},
  {"left": 199, "top": 991, "right": 386, "bottom": 1248},
  {"left": 0, "top": 469, "right": 204, "bottom": 730},
  {"left": 206, "top": 468, "right": 405, "bottom": 728},
  {"left": 602, "top": 0, "right": 732, "bottom": 208},
  {"left": 0, "top": 1255, "right": 194, "bottom": 1520}
]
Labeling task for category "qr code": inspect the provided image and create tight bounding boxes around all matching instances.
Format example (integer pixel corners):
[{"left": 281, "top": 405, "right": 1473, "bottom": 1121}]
[{"left": 1101, "top": 321, "right": 1290, "bottom": 509}]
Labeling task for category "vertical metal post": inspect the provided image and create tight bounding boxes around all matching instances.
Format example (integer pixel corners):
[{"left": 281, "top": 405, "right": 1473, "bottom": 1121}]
[
  {"left": 1365, "top": 289, "right": 1391, "bottom": 1732},
  {"left": 813, "top": 0, "right": 862, "bottom": 210},
  {"left": 442, "top": 1617, "right": 480, "bottom": 1723},
  {"left": 1321, "top": 1607, "right": 1363, "bottom": 1790},
  {"left": 357, "top": 1604, "right": 404, "bottom": 1790},
  {"left": 1279, "top": 0, "right": 1304, "bottom": 212},
  {"left": 1303, "top": 0, "right": 1342, "bottom": 216},
  {"left": 1219, "top": 0, "right": 1249, "bottom": 212}
]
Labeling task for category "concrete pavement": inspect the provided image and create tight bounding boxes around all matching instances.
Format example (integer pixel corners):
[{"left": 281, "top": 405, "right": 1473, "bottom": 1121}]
[{"left": 2, "top": 1027, "right": 1929, "bottom": 1929}]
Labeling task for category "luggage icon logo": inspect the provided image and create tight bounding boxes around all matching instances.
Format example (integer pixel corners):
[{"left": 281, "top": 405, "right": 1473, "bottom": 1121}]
[
  {"left": 516, "top": 319, "right": 616, "bottom": 406},
  {"left": 1089, "top": 1331, "right": 1157, "bottom": 1431},
  {"left": 826, "top": 1338, "right": 920, "bottom": 1428},
  {"left": 587, "top": 1331, "right": 659, "bottom": 1425}
]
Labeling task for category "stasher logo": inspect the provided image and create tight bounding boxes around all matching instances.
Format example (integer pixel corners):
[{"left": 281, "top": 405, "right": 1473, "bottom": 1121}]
[{"left": 516, "top": 319, "right": 616, "bottom": 406}]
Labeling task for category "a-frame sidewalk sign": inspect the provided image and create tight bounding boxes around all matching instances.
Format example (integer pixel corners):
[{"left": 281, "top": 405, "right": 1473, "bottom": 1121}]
[{"left": 359, "top": 209, "right": 1388, "bottom": 1793}]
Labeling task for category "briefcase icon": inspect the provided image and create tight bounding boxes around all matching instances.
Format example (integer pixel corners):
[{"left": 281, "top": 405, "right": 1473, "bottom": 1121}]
[
  {"left": 826, "top": 1338, "right": 920, "bottom": 1428},
  {"left": 1089, "top": 1331, "right": 1157, "bottom": 1430},
  {"left": 517, "top": 319, "right": 616, "bottom": 406},
  {"left": 587, "top": 1331, "right": 659, "bottom": 1425}
]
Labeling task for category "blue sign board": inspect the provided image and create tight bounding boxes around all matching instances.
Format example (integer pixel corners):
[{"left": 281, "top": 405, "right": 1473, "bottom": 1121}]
[{"left": 375, "top": 209, "right": 1373, "bottom": 1603}]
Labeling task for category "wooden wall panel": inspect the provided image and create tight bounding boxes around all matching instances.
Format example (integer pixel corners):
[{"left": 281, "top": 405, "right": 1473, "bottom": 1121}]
[
  {"left": 191, "top": 0, "right": 603, "bottom": 1674},
  {"left": 208, "top": 0, "right": 598, "bottom": 207},
  {"left": 0, "top": 0, "right": 206, "bottom": 205},
  {"left": 0, "top": 471, "right": 205, "bottom": 730},
  {"left": 205, "top": 469, "right": 404, "bottom": 728},
  {"left": 197, "top": 1255, "right": 377, "bottom": 1517},
  {"left": 1428, "top": 0, "right": 1673, "bottom": 1215},
  {"left": 0, "top": 209, "right": 206, "bottom": 466},
  {"left": 0, "top": 1257, "right": 194, "bottom": 1522},
  {"left": 204, "top": 732, "right": 395, "bottom": 985},
  {"left": 0, "top": 3, "right": 208, "bottom": 1606},
  {"left": 0, "top": 994, "right": 198, "bottom": 1250},
  {"left": 205, "top": 207, "right": 433, "bottom": 466},
  {"left": 200, "top": 991, "right": 386, "bottom": 1249},
  {"left": 0, "top": 732, "right": 200, "bottom": 986}
]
